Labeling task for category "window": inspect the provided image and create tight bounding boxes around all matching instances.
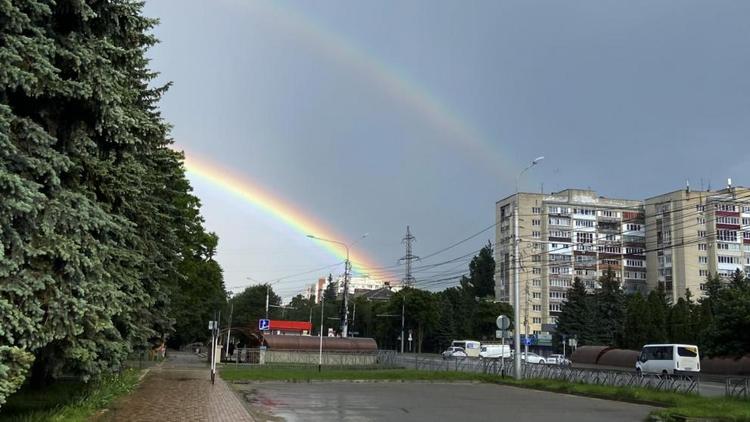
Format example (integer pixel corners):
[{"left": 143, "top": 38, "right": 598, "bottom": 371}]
[
  {"left": 698, "top": 230, "right": 706, "bottom": 239},
  {"left": 626, "top": 260, "right": 645, "bottom": 267},
  {"left": 575, "top": 219, "right": 595, "bottom": 228},
  {"left": 717, "top": 230, "right": 737, "bottom": 242},
  {"left": 551, "top": 266, "right": 571, "bottom": 275},
  {"left": 549, "top": 291, "right": 567, "bottom": 299},
  {"left": 549, "top": 303, "right": 562, "bottom": 312},
  {"left": 641, "top": 346, "right": 673, "bottom": 361},
  {"left": 716, "top": 203, "right": 736, "bottom": 212},
  {"left": 599, "top": 245, "right": 621, "bottom": 254},
  {"left": 699, "top": 270, "right": 709, "bottom": 277},
  {"left": 532, "top": 207, "right": 542, "bottom": 214},
  {"left": 532, "top": 304, "right": 542, "bottom": 312},
  {"left": 548, "top": 217, "right": 571, "bottom": 226},
  {"left": 532, "top": 279, "right": 541, "bottom": 287},
  {"left": 532, "top": 231, "right": 541, "bottom": 238},
  {"left": 699, "top": 282, "right": 707, "bottom": 290},
  {"left": 717, "top": 243, "right": 740, "bottom": 251},
  {"left": 532, "top": 268, "right": 541, "bottom": 274},
  {"left": 532, "top": 292, "right": 542, "bottom": 299},
  {"left": 532, "top": 219, "right": 541, "bottom": 226},
  {"left": 743, "top": 218, "right": 750, "bottom": 226},
  {"left": 696, "top": 204, "right": 705, "bottom": 212},
  {"left": 698, "top": 256, "right": 708, "bottom": 264},
  {"left": 697, "top": 217, "right": 705, "bottom": 225},
  {"left": 549, "top": 230, "right": 571, "bottom": 238},
  {"left": 743, "top": 206, "right": 750, "bottom": 213},
  {"left": 532, "top": 255, "right": 541, "bottom": 262},
  {"left": 625, "top": 247, "right": 644, "bottom": 254},
  {"left": 532, "top": 317, "right": 542, "bottom": 324},
  {"left": 717, "top": 216, "right": 740, "bottom": 225},
  {"left": 600, "top": 210, "right": 617, "bottom": 218},
  {"left": 698, "top": 243, "right": 707, "bottom": 251},
  {"left": 718, "top": 255, "right": 740, "bottom": 264},
  {"left": 574, "top": 208, "right": 596, "bottom": 216},
  {"left": 576, "top": 232, "right": 593, "bottom": 244},
  {"left": 744, "top": 232, "right": 750, "bottom": 240},
  {"left": 626, "top": 224, "right": 642, "bottom": 232},
  {"left": 678, "top": 347, "right": 698, "bottom": 358}
]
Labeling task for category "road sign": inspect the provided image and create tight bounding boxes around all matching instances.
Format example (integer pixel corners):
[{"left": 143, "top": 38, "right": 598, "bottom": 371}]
[
  {"left": 524, "top": 337, "right": 533, "bottom": 346},
  {"left": 568, "top": 338, "right": 577, "bottom": 347},
  {"left": 208, "top": 320, "right": 216, "bottom": 330},
  {"left": 495, "top": 330, "right": 506, "bottom": 339},
  {"left": 496, "top": 315, "right": 510, "bottom": 330},
  {"left": 258, "top": 319, "right": 270, "bottom": 331}
]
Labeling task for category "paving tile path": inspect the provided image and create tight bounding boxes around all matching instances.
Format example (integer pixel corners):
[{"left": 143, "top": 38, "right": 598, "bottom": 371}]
[{"left": 98, "top": 351, "right": 253, "bottom": 422}]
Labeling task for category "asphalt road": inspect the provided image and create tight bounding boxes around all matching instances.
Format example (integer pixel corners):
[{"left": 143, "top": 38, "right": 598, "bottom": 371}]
[{"left": 235, "top": 382, "right": 656, "bottom": 422}]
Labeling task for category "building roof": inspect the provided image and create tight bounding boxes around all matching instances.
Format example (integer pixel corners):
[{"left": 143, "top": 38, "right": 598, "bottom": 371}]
[{"left": 356, "top": 287, "right": 395, "bottom": 301}]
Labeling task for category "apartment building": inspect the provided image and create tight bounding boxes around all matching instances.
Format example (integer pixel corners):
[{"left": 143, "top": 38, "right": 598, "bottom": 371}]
[
  {"left": 495, "top": 189, "right": 645, "bottom": 335},
  {"left": 645, "top": 183, "right": 750, "bottom": 303}
]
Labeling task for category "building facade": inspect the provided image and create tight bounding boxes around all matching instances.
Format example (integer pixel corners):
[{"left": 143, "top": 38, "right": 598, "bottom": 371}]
[
  {"left": 645, "top": 185, "right": 750, "bottom": 302},
  {"left": 495, "top": 189, "right": 645, "bottom": 336}
]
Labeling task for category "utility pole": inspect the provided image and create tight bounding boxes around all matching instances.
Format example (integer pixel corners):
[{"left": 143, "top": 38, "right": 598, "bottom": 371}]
[
  {"left": 524, "top": 282, "right": 530, "bottom": 358},
  {"left": 401, "top": 296, "right": 405, "bottom": 354},
  {"left": 399, "top": 226, "right": 419, "bottom": 287},
  {"left": 343, "top": 259, "right": 350, "bottom": 337},
  {"left": 225, "top": 300, "right": 233, "bottom": 360}
]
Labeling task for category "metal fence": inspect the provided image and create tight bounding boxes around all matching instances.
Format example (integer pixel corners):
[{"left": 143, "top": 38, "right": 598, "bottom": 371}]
[
  {"left": 726, "top": 377, "right": 749, "bottom": 399},
  {"left": 391, "top": 354, "right": 704, "bottom": 395}
]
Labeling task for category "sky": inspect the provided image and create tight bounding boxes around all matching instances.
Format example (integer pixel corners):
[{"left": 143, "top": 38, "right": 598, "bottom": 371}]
[{"left": 142, "top": 0, "right": 750, "bottom": 300}]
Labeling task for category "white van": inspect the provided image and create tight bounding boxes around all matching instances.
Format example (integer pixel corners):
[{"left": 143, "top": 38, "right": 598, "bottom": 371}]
[
  {"left": 451, "top": 340, "right": 481, "bottom": 357},
  {"left": 479, "top": 344, "right": 511, "bottom": 359},
  {"left": 635, "top": 344, "right": 700, "bottom": 375}
]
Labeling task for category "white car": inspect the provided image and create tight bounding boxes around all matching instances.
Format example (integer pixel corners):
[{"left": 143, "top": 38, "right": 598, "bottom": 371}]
[
  {"left": 636, "top": 344, "right": 700, "bottom": 375},
  {"left": 442, "top": 346, "right": 468, "bottom": 360},
  {"left": 520, "top": 352, "right": 546, "bottom": 364},
  {"left": 547, "top": 354, "right": 571, "bottom": 366}
]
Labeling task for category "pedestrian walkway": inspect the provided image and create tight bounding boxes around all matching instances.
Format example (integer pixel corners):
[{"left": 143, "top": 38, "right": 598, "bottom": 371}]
[{"left": 98, "top": 351, "right": 253, "bottom": 422}]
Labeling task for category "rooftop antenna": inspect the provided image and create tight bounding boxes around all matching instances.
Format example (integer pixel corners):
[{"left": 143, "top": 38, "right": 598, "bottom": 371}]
[
  {"left": 686, "top": 179, "right": 690, "bottom": 194},
  {"left": 727, "top": 178, "right": 733, "bottom": 189}
]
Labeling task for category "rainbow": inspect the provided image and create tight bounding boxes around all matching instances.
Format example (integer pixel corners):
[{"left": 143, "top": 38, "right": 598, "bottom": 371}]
[
  {"left": 222, "top": 0, "right": 518, "bottom": 177},
  {"left": 181, "top": 152, "right": 385, "bottom": 277}
]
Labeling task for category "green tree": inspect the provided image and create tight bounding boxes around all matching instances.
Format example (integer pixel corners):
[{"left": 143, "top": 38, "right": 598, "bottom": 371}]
[
  {"left": 701, "top": 272, "right": 750, "bottom": 357},
  {"left": 591, "top": 268, "right": 625, "bottom": 346},
  {"left": 621, "top": 293, "right": 650, "bottom": 350},
  {"left": 668, "top": 298, "right": 695, "bottom": 345},
  {"left": 554, "top": 278, "right": 597, "bottom": 347},
  {"left": 471, "top": 300, "right": 513, "bottom": 341},
  {"left": 467, "top": 242, "right": 496, "bottom": 298},
  {"left": 324, "top": 274, "right": 337, "bottom": 301}
]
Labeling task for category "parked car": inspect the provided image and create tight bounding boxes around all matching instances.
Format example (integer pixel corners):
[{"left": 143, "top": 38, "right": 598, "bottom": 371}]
[
  {"left": 547, "top": 354, "right": 571, "bottom": 366},
  {"left": 636, "top": 344, "right": 700, "bottom": 375},
  {"left": 442, "top": 346, "right": 468, "bottom": 360},
  {"left": 520, "top": 352, "right": 546, "bottom": 364}
]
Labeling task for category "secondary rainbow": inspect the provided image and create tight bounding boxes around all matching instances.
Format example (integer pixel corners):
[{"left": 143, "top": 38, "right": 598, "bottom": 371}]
[
  {"left": 223, "top": 0, "right": 519, "bottom": 178},
  {"left": 182, "top": 153, "right": 383, "bottom": 277}
]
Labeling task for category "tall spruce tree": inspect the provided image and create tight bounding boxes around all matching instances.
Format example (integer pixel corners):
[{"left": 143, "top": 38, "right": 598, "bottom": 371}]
[
  {"left": 1, "top": 1, "right": 224, "bottom": 404},
  {"left": 591, "top": 268, "right": 625, "bottom": 346},
  {"left": 554, "top": 277, "right": 597, "bottom": 347}
]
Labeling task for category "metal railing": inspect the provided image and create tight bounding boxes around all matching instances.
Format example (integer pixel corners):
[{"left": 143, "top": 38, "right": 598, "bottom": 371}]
[
  {"left": 392, "top": 354, "right": 703, "bottom": 395},
  {"left": 726, "top": 377, "right": 749, "bottom": 399}
]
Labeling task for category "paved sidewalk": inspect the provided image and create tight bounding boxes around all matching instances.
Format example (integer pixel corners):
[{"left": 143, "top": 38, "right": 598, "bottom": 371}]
[{"left": 99, "top": 352, "right": 253, "bottom": 422}]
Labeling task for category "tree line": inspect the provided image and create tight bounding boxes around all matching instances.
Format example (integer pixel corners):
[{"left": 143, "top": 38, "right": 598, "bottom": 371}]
[
  {"left": 230, "top": 242, "right": 512, "bottom": 353},
  {"left": 1, "top": 1, "right": 225, "bottom": 406},
  {"left": 555, "top": 269, "right": 750, "bottom": 357}
]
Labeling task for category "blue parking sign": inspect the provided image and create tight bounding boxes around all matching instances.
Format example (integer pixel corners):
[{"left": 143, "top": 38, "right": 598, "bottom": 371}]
[{"left": 259, "top": 319, "right": 270, "bottom": 331}]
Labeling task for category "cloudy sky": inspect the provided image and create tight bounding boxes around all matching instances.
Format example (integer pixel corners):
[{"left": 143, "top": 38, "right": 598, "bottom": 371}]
[{"left": 143, "top": 0, "right": 750, "bottom": 299}]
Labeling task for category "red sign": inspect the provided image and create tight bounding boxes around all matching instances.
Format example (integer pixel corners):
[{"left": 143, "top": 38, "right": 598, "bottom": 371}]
[{"left": 268, "top": 320, "right": 312, "bottom": 332}]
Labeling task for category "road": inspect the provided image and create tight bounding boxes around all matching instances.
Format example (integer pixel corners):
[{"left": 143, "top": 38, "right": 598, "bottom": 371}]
[{"left": 234, "top": 381, "right": 656, "bottom": 422}]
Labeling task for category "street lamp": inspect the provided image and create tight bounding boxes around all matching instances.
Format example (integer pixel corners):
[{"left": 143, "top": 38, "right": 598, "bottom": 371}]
[
  {"left": 307, "top": 233, "right": 368, "bottom": 337},
  {"left": 513, "top": 155, "right": 544, "bottom": 380}
]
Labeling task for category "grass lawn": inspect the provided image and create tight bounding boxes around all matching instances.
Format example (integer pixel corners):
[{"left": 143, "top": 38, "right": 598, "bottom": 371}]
[
  {"left": 220, "top": 367, "right": 750, "bottom": 421},
  {"left": 0, "top": 369, "right": 142, "bottom": 422}
]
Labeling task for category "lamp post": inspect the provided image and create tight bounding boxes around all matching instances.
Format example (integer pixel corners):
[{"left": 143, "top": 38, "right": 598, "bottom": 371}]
[
  {"left": 513, "top": 155, "right": 544, "bottom": 379},
  {"left": 307, "top": 233, "right": 367, "bottom": 337}
]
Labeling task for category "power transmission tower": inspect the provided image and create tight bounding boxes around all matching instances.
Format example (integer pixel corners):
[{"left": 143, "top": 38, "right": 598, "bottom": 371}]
[{"left": 399, "top": 226, "right": 419, "bottom": 287}]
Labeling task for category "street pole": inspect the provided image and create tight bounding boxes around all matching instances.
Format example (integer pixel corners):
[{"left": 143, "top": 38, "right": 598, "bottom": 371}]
[
  {"left": 524, "top": 283, "right": 530, "bottom": 358},
  {"left": 342, "top": 252, "right": 350, "bottom": 337},
  {"left": 225, "top": 301, "right": 233, "bottom": 360},
  {"left": 265, "top": 284, "right": 270, "bottom": 320},
  {"left": 513, "top": 156, "right": 544, "bottom": 380},
  {"left": 318, "top": 295, "right": 325, "bottom": 372},
  {"left": 400, "top": 296, "right": 405, "bottom": 354}
]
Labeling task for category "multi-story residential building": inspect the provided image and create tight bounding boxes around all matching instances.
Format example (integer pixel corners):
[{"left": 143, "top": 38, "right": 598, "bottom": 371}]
[
  {"left": 645, "top": 183, "right": 750, "bottom": 302},
  {"left": 304, "top": 276, "right": 398, "bottom": 303},
  {"left": 495, "top": 189, "right": 645, "bottom": 336}
]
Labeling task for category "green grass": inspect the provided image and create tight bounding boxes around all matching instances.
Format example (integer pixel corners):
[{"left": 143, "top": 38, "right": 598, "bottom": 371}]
[
  {"left": 220, "top": 367, "right": 750, "bottom": 421},
  {"left": 0, "top": 369, "right": 143, "bottom": 422}
]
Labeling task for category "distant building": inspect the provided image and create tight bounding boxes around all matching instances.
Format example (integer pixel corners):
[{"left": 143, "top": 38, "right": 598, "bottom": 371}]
[
  {"left": 645, "top": 182, "right": 750, "bottom": 302},
  {"left": 304, "top": 275, "right": 398, "bottom": 303},
  {"left": 494, "top": 189, "right": 645, "bottom": 336}
]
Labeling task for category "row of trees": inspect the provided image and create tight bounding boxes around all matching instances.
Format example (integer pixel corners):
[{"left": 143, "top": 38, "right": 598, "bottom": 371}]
[
  {"left": 229, "top": 243, "right": 510, "bottom": 353},
  {"left": 1, "top": 1, "right": 225, "bottom": 405},
  {"left": 555, "top": 269, "right": 750, "bottom": 357}
]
